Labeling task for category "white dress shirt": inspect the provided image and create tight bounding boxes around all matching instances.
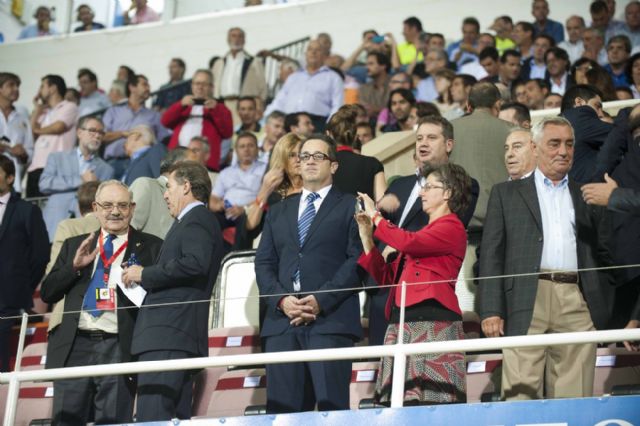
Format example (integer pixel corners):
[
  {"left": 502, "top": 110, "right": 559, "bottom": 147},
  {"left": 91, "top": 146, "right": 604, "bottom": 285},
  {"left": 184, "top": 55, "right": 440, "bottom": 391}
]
[
  {"left": 398, "top": 170, "right": 425, "bottom": 228},
  {"left": 0, "top": 107, "right": 34, "bottom": 193},
  {"left": 298, "top": 185, "right": 332, "bottom": 219},
  {"left": 178, "top": 105, "right": 204, "bottom": 147},
  {"left": 534, "top": 169, "right": 578, "bottom": 271},
  {"left": 220, "top": 51, "right": 245, "bottom": 98},
  {"left": 0, "top": 191, "right": 11, "bottom": 226}
]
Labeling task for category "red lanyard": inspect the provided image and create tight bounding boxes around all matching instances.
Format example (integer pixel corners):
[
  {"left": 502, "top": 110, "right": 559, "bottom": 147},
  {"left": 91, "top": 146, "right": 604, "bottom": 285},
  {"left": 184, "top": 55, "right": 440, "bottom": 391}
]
[
  {"left": 99, "top": 232, "right": 128, "bottom": 271},
  {"left": 337, "top": 145, "right": 354, "bottom": 152}
]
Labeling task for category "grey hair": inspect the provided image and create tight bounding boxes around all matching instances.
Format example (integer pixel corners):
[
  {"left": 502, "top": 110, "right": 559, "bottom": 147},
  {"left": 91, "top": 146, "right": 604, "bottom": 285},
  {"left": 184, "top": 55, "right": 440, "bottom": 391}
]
[
  {"left": 426, "top": 48, "right": 447, "bottom": 62},
  {"left": 95, "top": 179, "right": 133, "bottom": 202},
  {"left": 531, "top": 116, "right": 573, "bottom": 145},
  {"left": 280, "top": 59, "right": 300, "bottom": 73},
  {"left": 130, "top": 124, "right": 155, "bottom": 145},
  {"left": 77, "top": 115, "right": 103, "bottom": 130},
  {"left": 507, "top": 126, "right": 532, "bottom": 137},
  {"left": 189, "top": 136, "right": 210, "bottom": 154}
]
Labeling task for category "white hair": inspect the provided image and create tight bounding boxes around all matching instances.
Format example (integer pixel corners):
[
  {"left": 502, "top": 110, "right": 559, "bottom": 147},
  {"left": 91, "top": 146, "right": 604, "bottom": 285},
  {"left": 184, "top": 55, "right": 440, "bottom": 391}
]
[{"left": 531, "top": 116, "right": 573, "bottom": 145}]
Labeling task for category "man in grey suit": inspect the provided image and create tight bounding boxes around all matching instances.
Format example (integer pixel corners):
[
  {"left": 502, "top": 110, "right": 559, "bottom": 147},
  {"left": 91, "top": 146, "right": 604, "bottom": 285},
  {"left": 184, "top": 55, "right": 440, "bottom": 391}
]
[
  {"left": 39, "top": 116, "right": 114, "bottom": 240},
  {"left": 478, "top": 116, "right": 614, "bottom": 400}
]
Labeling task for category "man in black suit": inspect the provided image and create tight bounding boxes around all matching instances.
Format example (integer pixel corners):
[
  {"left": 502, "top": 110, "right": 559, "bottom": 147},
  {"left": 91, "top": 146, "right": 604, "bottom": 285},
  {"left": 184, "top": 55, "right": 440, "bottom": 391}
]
[
  {"left": 478, "top": 116, "right": 614, "bottom": 400},
  {"left": 254, "top": 134, "right": 362, "bottom": 413},
  {"left": 0, "top": 156, "right": 49, "bottom": 372},
  {"left": 370, "top": 116, "right": 479, "bottom": 345},
  {"left": 122, "top": 124, "right": 167, "bottom": 185},
  {"left": 123, "top": 161, "right": 223, "bottom": 421},
  {"left": 41, "top": 180, "right": 162, "bottom": 425}
]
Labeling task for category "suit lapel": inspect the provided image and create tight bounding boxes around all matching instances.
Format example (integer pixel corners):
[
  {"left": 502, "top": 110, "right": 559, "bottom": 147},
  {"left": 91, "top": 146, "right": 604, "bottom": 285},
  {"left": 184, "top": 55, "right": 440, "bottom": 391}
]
[
  {"left": 302, "top": 188, "right": 340, "bottom": 247},
  {"left": 517, "top": 175, "right": 543, "bottom": 232},
  {"left": 402, "top": 197, "right": 423, "bottom": 228},
  {"left": 568, "top": 179, "right": 586, "bottom": 225},
  {"left": 0, "top": 193, "right": 18, "bottom": 242},
  {"left": 123, "top": 228, "right": 143, "bottom": 265}
]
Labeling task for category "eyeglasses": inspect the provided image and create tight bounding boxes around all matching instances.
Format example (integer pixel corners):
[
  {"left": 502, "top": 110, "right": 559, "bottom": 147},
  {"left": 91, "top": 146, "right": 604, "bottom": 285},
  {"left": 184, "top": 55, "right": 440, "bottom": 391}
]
[
  {"left": 298, "top": 152, "right": 333, "bottom": 162},
  {"left": 96, "top": 202, "right": 132, "bottom": 212},
  {"left": 421, "top": 182, "right": 445, "bottom": 191},
  {"left": 81, "top": 127, "right": 105, "bottom": 136}
]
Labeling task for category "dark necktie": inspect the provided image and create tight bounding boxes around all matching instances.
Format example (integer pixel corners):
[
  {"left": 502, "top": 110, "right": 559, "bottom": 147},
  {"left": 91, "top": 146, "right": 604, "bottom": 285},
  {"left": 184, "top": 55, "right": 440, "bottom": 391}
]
[
  {"left": 82, "top": 234, "right": 115, "bottom": 317},
  {"left": 293, "top": 192, "right": 320, "bottom": 291}
]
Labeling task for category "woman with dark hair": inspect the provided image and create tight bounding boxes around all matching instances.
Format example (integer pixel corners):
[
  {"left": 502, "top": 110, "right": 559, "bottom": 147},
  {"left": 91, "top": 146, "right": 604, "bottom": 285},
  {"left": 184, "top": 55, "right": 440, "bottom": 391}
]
[
  {"left": 328, "top": 104, "right": 387, "bottom": 200},
  {"left": 356, "top": 163, "right": 471, "bottom": 405},
  {"left": 626, "top": 53, "right": 640, "bottom": 98},
  {"left": 570, "top": 58, "right": 617, "bottom": 101}
]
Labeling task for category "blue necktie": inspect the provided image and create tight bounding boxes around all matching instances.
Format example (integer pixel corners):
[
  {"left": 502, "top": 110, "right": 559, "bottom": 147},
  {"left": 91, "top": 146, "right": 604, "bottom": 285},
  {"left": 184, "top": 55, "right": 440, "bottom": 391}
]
[
  {"left": 293, "top": 192, "right": 319, "bottom": 291},
  {"left": 83, "top": 234, "right": 114, "bottom": 317}
]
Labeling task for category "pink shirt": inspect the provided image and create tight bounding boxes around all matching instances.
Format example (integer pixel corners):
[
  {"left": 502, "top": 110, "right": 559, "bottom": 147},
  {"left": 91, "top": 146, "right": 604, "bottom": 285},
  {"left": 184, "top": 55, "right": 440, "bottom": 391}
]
[
  {"left": 131, "top": 6, "right": 160, "bottom": 24},
  {"left": 28, "top": 100, "right": 79, "bottom": 171}
]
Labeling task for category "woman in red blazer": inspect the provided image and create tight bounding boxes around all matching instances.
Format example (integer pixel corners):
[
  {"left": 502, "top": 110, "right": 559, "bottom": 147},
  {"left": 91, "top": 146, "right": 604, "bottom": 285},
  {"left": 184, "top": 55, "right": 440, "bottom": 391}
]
[{"left": 356, "top": 163, "right": 471, "bottom": 406}]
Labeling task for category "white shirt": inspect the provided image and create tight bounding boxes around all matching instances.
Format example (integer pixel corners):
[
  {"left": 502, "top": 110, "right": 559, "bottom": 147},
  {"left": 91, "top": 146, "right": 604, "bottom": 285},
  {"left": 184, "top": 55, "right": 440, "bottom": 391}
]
[
  {"left": 398, "top": 170, "right": 425, "bottom": 227},
  {"left": 558, "top": 40, "right": 584, "bottom": 64},
  {"left": 529, "top": 61, "right": 546, "bottom": 79},
  {"left": 0, "top": 191, "right": 10, "bottom": 225},
  {"left": 78, "top": 230, "right": 129, "bottom": 333},
  {"left": 298, "top": 185, "right": 332, "bottom": 219},
  {"left": 178, "top": 105, "right": 204, "bottom": 147},
  {"left": 0, "top": 107, "right": 34, "bottom": 193},
  {"left": 220, "top": 51, "right": 245, "bottom": 98},
  {"left": 549, "top": 72, "right": 569, "bottom": 96},
  {"left": 534, "top": 169, "right": 578, "bottom": 271}
]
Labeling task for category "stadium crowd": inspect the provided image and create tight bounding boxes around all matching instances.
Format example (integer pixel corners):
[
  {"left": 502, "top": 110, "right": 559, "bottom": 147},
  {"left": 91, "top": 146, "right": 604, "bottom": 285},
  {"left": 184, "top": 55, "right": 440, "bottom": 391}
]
[{"left": 2, "top": 0, "right": 640, "bottom": 423}]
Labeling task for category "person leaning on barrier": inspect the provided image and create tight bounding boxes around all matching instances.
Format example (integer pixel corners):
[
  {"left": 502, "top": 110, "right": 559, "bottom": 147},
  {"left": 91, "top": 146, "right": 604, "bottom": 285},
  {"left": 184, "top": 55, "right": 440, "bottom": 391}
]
[
  {"left": 40, "top": 180, "right": 162, "bottom": 425},
  {"left": 478, "top": 116, "right": 615, "bottom": 400},
  {"left": 356, "top": 163, "right": 471, "bottom": 405},
  {"left": 122, "top": 161, "right": 224, "bottom": 422}
]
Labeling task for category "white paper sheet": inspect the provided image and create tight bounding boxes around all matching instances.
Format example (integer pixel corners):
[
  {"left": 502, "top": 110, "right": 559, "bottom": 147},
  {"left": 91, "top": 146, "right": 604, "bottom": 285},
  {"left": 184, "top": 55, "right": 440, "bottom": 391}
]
[{"left": 112, "top": 268, "right": 147, "bottom": 307}]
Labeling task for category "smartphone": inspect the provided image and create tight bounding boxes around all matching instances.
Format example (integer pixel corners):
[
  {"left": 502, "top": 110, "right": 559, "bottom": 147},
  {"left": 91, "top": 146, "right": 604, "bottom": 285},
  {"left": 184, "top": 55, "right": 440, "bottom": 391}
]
[
  {"left": 193, "top": 98, "right": 205, "bottom": 105},
  {"left": 355, "top": 199, "right": 364, "bottom": 214},
  {"left": 371, "top": 35, "right": 385, "bottom": 44}
]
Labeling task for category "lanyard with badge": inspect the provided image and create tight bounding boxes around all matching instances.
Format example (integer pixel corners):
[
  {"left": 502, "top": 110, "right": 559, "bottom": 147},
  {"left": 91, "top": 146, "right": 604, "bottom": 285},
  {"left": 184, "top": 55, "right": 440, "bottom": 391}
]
[{"left": 95, "top": 233, "right": 128, "bottom": 311}]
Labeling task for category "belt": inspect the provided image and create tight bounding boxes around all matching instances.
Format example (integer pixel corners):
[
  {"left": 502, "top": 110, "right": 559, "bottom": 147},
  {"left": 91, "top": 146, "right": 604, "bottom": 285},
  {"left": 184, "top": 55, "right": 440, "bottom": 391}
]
[
  {"left": 77, "top": 329, "right": 117, "bottom": 339},
  {"left": 539, "top": 272, "right": 579, "bottom": 284}
]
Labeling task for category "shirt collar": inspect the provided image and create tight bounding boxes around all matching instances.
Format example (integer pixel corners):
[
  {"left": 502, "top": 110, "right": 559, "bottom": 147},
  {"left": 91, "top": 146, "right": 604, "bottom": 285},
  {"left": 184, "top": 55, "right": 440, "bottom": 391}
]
[
  {"left": 101, "top": 228, "right": 129, "bottom": 242},
  {"left": 534, "top": 167, "right": 568, "bottom": 189},
  {"left": 131, "top": 145, "right": 151, "bottom": 161},
  {"left": 177, "top": 201, "right": 205, "bottom": 221},
  {"left": 77, "top": 147, "right": 95, "bottom": 162},
  {"left": 301, "top": 184, "right": 332, "bottom": 202},
  {"left": 0, "top": 191, "right": 11, "bottom": 205}
]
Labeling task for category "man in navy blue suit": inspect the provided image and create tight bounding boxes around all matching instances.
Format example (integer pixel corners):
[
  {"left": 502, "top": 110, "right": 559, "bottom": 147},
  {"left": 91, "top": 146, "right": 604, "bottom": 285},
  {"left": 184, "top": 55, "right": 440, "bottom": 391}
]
[{"left": 255, "top": 134, "right": 363, "bottom": 413}]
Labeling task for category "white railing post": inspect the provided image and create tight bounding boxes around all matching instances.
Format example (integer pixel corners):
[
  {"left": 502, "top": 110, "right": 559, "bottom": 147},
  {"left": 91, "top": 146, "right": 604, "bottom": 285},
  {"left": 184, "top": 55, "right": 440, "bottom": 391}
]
[
  {"left": 3, "top": 312, "right": 29, "bottom": 426},
  {"left": 390, "top": 281, "right": 407, "bottom": 408}
]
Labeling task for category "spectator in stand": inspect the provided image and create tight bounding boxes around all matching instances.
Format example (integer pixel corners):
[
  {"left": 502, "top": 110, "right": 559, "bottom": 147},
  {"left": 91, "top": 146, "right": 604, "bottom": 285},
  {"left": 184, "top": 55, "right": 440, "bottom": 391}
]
[
  {"left": 498, "top": 49, "right": 523, "bottom": 91},
  {"left": 284, "top": 112, "right": 315, "bottom": 139},
  {"left": 0, "top": 72, "right": 33, "bottom": 195},
  {"left": 627, "top": 53, "right": 640, "bottom": 98},
  {"left": 591, "top": 0, "right": 626, "bottom": 43},
  {"left": 376, "top": 72, "right": 411, "bottom": 133},
  {"left": 74, "top": 4, "right": 105, "bottom": 32},
  {"left": 396, "top": 16, "right": 424, "bottom": 66},
  {"left": 27, "top": 75, "right": 79, "bottom": 197},
  {"left": 445, "top": 74, "right": 477, "bottom": 120},
  {"left": 521, "top": 34, "right": 555, "bottom": 80},
  {"left": 65, "top": 88, "right": 81, "bottom": 106},
  {"left": 525, "top": 79, "right": 550, "bottom": 110},
  {"left": 604, "top": 35, "right": 632, "bottom": 87},
  {"left": 123, "top": 0, "right": 160, "bottom": 25},
  {"left": 162, "top": 69, "right": 233, "bottom": 171},
  {"left": 359, "top": 51, "right": 391, "bottom": 122},
  {"left": 108, "top": 80, "right": 127, "bottom": 105},
  {"left": 259, "top": 110, "right": 286, "bottom": 161},
  {"left": 102, "top": 74, "right": 169, "bottom": 179},
  {"left": 447, "top": 17, "right": 481, "bottom": 69},
  {"left": 236, "top": 97, "right": 261, "bottom": 135},
  {"left": 491, "top": 15, "right": 517, "bottom": 55},
  {"left": 513, "top": 21, "right": 535, "bottom": 61},
  {"left": 327, "top": 104, "right": 386, "bottom": 201},
  {"left": 499, "top": 102, "right": 532, "bottom": 129},
  {"left": 572, "top": 58, "right": 598, "bottom": 85},
  {"left": 512, "top": 80, "right": 528, "bottom": 104},
  {"left": 356, "top": 122, "right": 375, "bottom": 147},
  {"left": 117, "top": 66, "right": 136, "bottom": 85},
  {"left": 432, "top": 69, "right": 456, "bottom": 115},
  {"left": 264, "top": 39, "right": 344, "bottom": 132},
  {"left": 40, "top": 116, "right": 114, "bottom": 240},
  {"left": 382, "top": 89, "right": 415, "bottom": 133},
  {"left": 122, "top": 124, "right": 167, "bottom": 185},
  {"left": 582, "top": 28, "right": 608, "bottom": 66},
  {"left": 210, "top": 132, "right": 267, "bottom": 229},
  {"left": 457, "top": 33, "right": 497, "bottom": 81},
  {"left": 559, "top": 16, "right": 586, "bottom": 63},
  {"left": 188, "top": 136, "right": 218, "bottom": 189},
  {"left": 586, "top": 62, "right": 618, "bottom": 101},
  {"left": 616, "top": 86, "right": 634, "bottom": 99},
  {"left": 212, "top": 27, "right": 267, "bottom": 125},
  {"left": 153, "top": 58, "right": 191, "bottom": 113},
  {"left": 416, "top": 48, "right": 448, "bottom": 102},
  {"left": 77, "top": 68, "right": 111, "bottom": 117},
  {"left": 504, "top": 127, "right": 536, "bottom": 181},
  {"left": 561, "top": 84, "right": 611, "bottom": 183},
  {"left": 623, "top": 1, "right": 640, "bottom": 47},
  {"left": 531, "top": 0, "right": 564, "bottom": 43},
  {"left": 545, "top": 47, "right": 574, "bottom": 96},
  {"left": 544, "top": 93, "right": 563, "bottom": 108},
  {"left": 479, "top": 47, "right": 501, "bottom": 82},
  {"left": 18, "top": 6, "right": 58, "bottom": 40},
  {"left": 0, "top": 156, "right": 49, "bottom": 373}
]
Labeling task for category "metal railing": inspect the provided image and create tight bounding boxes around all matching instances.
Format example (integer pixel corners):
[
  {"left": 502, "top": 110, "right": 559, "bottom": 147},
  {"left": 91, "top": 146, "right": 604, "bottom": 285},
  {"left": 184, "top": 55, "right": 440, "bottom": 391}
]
[{"left": 261, "top": 37, "right": 310, "bottom": 102}]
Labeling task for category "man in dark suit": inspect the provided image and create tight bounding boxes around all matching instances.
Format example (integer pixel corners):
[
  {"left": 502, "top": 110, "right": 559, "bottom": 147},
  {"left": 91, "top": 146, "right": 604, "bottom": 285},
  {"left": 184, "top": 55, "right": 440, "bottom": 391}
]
[
  {"left": 122, "top": 161, "right": 223, "bottom": 421},
  {"left": 478, "top": 116, "right": 614, "bottom": 400},
  {"left": 122, "top": 124, "right": 167, "bottom": 185},
  {"left": 254, "top": 134, "right": 362, "bottom": 413},
  {"left": 40, "top": 180, "right": 162, "bottom": 425},
  {"left": 370, "top": 116, "right": 479, "bottom": 345},
  {"left": 0, "top": 156, "right": 49, "bottom": 372}
]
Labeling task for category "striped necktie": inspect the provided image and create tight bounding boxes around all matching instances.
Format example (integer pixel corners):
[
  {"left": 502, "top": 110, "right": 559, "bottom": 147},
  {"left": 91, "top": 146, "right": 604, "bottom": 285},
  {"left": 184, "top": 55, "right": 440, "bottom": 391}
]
[{"left": 293, "top": 192, "right": 320, "bottom": 291}]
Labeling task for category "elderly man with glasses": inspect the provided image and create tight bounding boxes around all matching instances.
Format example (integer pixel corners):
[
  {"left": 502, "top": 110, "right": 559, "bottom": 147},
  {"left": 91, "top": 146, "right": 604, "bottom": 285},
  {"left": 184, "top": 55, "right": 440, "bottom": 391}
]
[{"left": 40, "top": 116, "right": 114, "bottom": 241}]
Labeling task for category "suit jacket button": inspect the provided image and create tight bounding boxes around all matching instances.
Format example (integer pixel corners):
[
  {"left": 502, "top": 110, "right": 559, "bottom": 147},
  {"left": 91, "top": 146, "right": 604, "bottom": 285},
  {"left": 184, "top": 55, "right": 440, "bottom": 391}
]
[{"left": 415, "top": 272, "right": 420, "bottom": 276}]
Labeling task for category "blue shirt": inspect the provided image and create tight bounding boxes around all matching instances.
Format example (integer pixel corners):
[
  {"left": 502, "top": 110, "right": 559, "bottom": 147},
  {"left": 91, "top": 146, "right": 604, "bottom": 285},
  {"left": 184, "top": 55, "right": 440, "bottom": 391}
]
[
  {"left": 416, "top": 76, "right": 438, "bottom": 102},
  {"left": 447, "top": 40, "right": 478, "bottom": 69},
  {"left": 604, "top": 64, "right": 629, "bottom": 88},
  {"left": 76, "top": 147, "right": 95, "bottom": 174},
  {"left": 18, "top": 24, "right": 58, "bottom": 40},
  {"left": 102, "top": 103, "right": 169, "bottom": 159},
  {"left": 178, "top": 201, "right": 205, "bottom": 222},
  {"left": 533, "top": 19, "right": 565, "bottom": 44},
  {"left": 212, "top": 160, "right": 268, "bottom": 206},
  {"left": 264, "top": 66, "right": 344, "bottom": 118}
]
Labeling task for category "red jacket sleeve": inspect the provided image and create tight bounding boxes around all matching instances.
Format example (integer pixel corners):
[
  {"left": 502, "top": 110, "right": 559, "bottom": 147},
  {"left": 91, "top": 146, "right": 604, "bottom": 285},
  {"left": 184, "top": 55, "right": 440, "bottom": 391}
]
[
  {"left": 357, "top": 247, "right": 395, "bottom": 286},
  {"left": 205, "top": 103, "right": 233, "bottom": 139},
  {"left": 161, "top": 102, "right": 191, "bottom": 129}
]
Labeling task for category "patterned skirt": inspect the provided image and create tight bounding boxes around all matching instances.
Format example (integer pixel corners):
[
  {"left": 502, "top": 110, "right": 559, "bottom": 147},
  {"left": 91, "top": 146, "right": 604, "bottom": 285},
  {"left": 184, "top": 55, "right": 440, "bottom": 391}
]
[{"left": 374, "top": 320, "right": 466, "bottom": 405}]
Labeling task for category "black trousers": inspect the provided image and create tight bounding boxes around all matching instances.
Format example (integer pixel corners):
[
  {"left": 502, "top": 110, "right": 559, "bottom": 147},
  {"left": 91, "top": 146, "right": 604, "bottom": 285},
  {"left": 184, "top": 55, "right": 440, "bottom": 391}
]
[
  {"left": 0, "top": 310, "right": 17, "bottom": 372},
  {"left": 136, "top": 350, "right": 193, "bottom": 422},
  {"left": 52, "top": 333, "right": 134, "bottom": 426}
]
